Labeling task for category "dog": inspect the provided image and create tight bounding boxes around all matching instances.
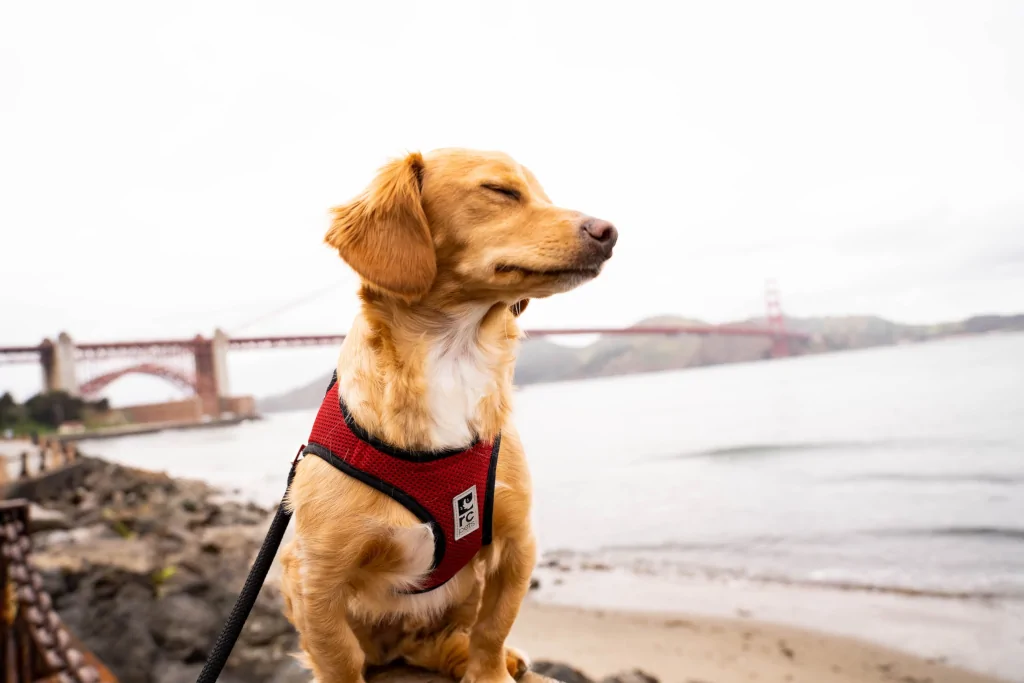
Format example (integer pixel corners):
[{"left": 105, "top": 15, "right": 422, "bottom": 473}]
[{"left": 279, "top": 148, "right": 617, "bottom": 683}]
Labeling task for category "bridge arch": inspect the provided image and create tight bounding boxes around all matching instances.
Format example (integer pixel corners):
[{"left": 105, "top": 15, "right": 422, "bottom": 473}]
[{"left": 79, "top": 363, "right": 197, "bottom": 399}]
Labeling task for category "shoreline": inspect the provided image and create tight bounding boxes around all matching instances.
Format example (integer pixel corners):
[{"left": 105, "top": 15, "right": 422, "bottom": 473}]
[
  {"left": 536, "top": 550, "right": 1020, "bottom": 603},
  {"left": 512, "top": 600, "right": 1010, "bottom": 683},
  {"left": 0, "top": 414, "right": 261, "bottom": 445},
  {"left": 526, "top": 564, "right": 1022, "bottom": 683},
  {"left": 59, "top": 413, "right": 261, "bottom": 442}
]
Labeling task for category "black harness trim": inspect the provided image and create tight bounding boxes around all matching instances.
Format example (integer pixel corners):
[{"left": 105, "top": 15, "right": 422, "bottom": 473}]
[{"left": 481, "top": 433, "right": 502, "bottom": 546}]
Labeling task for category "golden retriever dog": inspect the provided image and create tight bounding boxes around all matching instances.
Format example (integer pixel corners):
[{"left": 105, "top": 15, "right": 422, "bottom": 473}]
[{"left": 279, "top": 148, "right": 617, "bottom": 683}]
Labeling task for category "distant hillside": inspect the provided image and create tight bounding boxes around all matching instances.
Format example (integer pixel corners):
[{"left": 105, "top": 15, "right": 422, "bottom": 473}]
[
  {"left": 257, "top": 312, "right": 1024, "bottom": 414},
  {"left": 257, "top": 374, "right": 333, "bottom": 415}
]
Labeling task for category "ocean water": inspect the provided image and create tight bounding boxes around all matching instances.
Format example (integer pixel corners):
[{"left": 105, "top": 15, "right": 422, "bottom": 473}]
[{"left": 82, "top": 332, "right": 1024, "bottom": 601}]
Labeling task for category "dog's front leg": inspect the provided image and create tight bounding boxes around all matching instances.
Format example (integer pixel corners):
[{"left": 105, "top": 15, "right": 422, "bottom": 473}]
[
  {"left": 463, "top": 534, "right": 536, "bottom": 683},
  {"left": 300, "top": 574, "right": 365, "bottom": 683}
]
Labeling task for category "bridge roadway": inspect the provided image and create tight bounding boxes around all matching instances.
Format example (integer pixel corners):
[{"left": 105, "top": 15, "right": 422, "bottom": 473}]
[
  {"left": 226, "top": 324, "right": 810, "bottom": 349},
  {"left": 0, "top": 324, "right": 808, "bottom": 359},
  {"left": 1, "top": 325, "right": 811, "bottom": 413}
]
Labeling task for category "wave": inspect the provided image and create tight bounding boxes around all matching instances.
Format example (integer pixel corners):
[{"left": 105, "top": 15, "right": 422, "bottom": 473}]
[
  {"left": 833, "top": 472, "right": 1024, "bottom": 486},
  {"left": 657, "top": 440, "right": 875, "bottom": 460},
  {"left": 653, "top": 436, "right": 1015, "bottom": 461},
  {"left": 595, "top": 536, "right": 793, "bottom": 553},
  {"left": 871, "top": 526, "right": 1024, "bottom": 542},
  {"left": 598, "top": 526, "right": 1024, "bottom": 551},
  {"left": 538, "top": 548, "right": 1023, "bottom": 601}
]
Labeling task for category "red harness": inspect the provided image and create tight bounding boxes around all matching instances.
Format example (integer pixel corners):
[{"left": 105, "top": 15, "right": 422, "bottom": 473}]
[{"left": 301, "top": 372, "right": 501, "bottom": 593}]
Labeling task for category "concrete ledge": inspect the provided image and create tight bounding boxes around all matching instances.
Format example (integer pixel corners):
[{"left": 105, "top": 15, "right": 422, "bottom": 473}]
[
  {"left": 368, "top": 667, "right": 556, "bottom": 683},
  {"left": 5, "top": 459, "right": 93, "bottom": 502}
]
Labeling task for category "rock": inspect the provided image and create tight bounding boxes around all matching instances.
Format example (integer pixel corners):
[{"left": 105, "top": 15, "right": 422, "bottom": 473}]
[
  {"left": 529, "top": 576, "right": 541, "bottom": 590},
  {"left": 28, "top": 502, "right": 71, "bottom": 533},
  {"left": 149, "top": 593, "right": 222, "bottom": 661},
  {"left": 366, "top": 667, "right": 560, "bottom": 683},
  {"left": 54, "top": 568, "right": 161, "bottom": 683},
  {"left": 531, "top": 661, "right": 595, "bottom": 683},
  {"left": 33, "top": 523, "right": 107, "bottom": 549},
  {"left": 240, "top": 611, "right": 295, "bottom": 648},
  {"left": 269, "top": 658, "right": 310, "bottom": 683},
  {"left": 35, "top": 536, "right": 158, "bottom": 574},
  {"left": 599, "top": 671, "right": 659, "bottom": 683},
  {"left": 155, "top": 662, "right": 246, "bottom": 683}
]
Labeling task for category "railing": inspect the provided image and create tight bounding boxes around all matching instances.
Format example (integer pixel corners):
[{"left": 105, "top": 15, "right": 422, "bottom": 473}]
[
  {"left": 0, "top": 500, "right": 117, "bottom": 682},
  {"left": 12, "top": 441, "right": 79, "bottom": 482}
]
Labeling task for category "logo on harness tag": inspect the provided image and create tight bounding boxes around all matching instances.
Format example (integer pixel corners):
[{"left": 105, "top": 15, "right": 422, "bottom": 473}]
[{"left": 453, "top": 486, "right": 480, "bottom": 541}]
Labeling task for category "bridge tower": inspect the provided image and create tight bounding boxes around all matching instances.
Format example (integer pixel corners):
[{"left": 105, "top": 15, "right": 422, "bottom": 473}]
[
  {"left": 39, "top": 332, "right": 80, "bottom": 396},
  {"left": 765, "top": 279, "right": 789, "bottom": 359},
  {"left": 192, "top": 328, "right": 231, "bottom": 416}
]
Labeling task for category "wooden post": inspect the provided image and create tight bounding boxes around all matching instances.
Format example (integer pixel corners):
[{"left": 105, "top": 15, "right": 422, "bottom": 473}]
[{"left": 0, "top": 527, "right": 7, "bottom": 682}]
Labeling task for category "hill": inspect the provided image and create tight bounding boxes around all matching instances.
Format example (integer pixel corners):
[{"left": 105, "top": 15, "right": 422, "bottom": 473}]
[{"left": 257, "top": 313, "right": 1024, "bottom": 414}]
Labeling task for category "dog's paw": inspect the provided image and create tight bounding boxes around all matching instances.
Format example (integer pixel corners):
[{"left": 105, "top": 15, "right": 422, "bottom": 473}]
[
  {"left": 461, "top": 645, "right": 528, "bottom": 683},
  {"left": 505, "top": 645, "right": 530, "bottom": 680}
]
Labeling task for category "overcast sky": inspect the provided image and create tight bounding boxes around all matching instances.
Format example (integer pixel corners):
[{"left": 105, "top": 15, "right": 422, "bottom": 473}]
[{"left": 2, "top": 1, "right": 1023, "bottom": 402}]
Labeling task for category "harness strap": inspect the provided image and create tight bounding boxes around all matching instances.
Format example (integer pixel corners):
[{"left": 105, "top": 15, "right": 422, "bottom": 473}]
[{"left": 195, "top": 446, "right": 304, "bottom": 683}]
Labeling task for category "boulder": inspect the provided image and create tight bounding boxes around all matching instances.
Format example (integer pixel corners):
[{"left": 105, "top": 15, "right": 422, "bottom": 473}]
[
  {"left": 154, "top": 662, "right": 246, "bottom": 683},
  {"left": 266, "top": 661, "right": 564, "bottom": 683},
  {"left": 269, "top": 658, "right": 310, "bottom": 683},
  {"left": 599, "top": 671, "right": 659, "bottom": 683},
  {"left": 530, "top": 661, "right": 595, "bottom": 683},
  {"left": 149, "top": 593, "right": 223, "bottom": 661},
  {"left": 27, "top": 502, "right": 71, "bottom": 533},
  {"left": 367, "top": 666, "right": 561, "bottom": 683},
  {"left": 50, "top": 567, "right": 161, "bottom": 683}
]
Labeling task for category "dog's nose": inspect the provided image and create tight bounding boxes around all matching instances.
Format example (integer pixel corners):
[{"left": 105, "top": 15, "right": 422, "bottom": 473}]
[{"left": 580, "top": 218, "right": 618, "bottom": 255}]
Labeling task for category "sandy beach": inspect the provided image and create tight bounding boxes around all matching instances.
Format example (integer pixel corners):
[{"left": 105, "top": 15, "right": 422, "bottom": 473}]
[
  {"left": 511, "top": 601, "right": 1006, "bottom": 683},
  {"left": 522, "top": 563, "right": 1021, "bottom": 683}
]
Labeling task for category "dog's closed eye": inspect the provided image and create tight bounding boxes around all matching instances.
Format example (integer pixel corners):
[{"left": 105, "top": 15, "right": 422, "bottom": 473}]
[{"left": 481, "top": 183, "right": 521, "bottom": 202}]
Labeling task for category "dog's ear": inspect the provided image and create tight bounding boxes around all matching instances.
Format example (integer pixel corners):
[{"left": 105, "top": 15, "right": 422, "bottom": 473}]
[
  {"left": 325, "top": 152, "right": 435, "bottom": 301},
  {"left": 510, "top": 299, "right": 530, "bottom": 317}
]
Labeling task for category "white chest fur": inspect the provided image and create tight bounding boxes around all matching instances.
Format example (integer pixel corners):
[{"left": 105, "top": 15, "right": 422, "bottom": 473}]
[{"left": 423, "top": 306, "right": 496, "bottom": 449}]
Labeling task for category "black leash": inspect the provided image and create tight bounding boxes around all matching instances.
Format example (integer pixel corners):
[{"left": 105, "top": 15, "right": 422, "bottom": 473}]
[{"left": 195, "top": 447, "right": 303, "bottom": 683}]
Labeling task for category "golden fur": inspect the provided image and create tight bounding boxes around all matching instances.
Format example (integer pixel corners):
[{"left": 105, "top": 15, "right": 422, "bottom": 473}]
[{"left": 280, "top": 148, "right": 616, "bottom": 683}]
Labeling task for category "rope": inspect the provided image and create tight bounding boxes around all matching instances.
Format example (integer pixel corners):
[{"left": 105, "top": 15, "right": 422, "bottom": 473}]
[{"left": 195, "top": 450, "right": 302, "bottom": 683}]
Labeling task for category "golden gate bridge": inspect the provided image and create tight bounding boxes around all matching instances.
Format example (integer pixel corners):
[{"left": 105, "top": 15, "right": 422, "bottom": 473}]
[{"left": 1, "top": 283, "right": 807, "bottom": 418}]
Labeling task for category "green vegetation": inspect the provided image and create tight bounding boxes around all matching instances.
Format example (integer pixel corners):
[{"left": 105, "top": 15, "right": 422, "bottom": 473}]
[
  {"left": 0, "top": 391, "right": 110, "bottom": 436},
  {"left": 151, "top": 565, "right": 178, "bottom": 598}
]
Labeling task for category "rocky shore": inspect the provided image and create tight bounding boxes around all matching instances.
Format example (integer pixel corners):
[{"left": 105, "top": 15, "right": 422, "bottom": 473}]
[{"left": 6, "top": 455, "right": 656, "bottom": 683}]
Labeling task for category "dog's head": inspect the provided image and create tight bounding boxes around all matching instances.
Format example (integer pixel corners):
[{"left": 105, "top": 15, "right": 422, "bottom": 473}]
[{"left": 325, "top": 149, "right": 616, "bottom": 315}]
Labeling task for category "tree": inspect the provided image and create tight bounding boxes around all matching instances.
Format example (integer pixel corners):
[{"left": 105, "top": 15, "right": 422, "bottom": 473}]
[
  {"left": 0, "top": 391, "right": 109, "bottom": 431},
  {"left": 0, "top": 392, "right": 23, "bottom": 428}
]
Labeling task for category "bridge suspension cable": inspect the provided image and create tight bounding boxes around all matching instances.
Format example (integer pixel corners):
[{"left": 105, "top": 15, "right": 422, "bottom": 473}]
[{"left": 228, "top": 278, "right": 348, "bottom": 335}]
